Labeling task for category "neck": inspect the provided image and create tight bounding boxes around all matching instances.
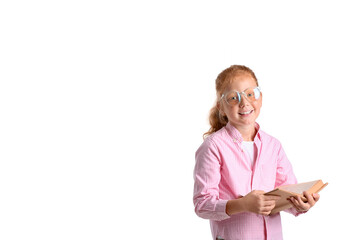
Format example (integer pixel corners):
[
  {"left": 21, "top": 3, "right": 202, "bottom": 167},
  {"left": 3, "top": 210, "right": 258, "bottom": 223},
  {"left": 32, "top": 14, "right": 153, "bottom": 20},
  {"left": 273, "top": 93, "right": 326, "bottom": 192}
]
[{"left": 235, "top": 124, "right": 256, "bottom": 141}]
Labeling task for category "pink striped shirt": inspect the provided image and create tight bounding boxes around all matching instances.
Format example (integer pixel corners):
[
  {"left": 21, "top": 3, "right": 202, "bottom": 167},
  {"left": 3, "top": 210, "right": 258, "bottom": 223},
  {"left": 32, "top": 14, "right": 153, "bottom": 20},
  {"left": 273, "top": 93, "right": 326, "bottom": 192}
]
[{"left": 193, "top": 122, "right": 300, "bottom": 240}]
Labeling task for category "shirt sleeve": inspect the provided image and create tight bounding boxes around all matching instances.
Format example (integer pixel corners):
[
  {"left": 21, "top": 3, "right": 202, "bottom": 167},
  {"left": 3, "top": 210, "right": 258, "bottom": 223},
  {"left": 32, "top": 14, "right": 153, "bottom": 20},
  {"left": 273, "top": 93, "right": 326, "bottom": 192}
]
[
  {"left": 275, "top": 142, "right": 306, "bottom": 216},
  {"left": 193, "top": 138, "right": 230, "bottom": 221}
]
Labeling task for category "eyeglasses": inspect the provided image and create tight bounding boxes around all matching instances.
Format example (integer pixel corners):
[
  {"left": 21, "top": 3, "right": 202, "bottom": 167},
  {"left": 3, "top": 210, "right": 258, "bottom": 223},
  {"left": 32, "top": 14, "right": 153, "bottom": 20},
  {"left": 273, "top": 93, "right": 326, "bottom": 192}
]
[{"left": 220, "top": 87, "right": 261, "bottom": 106}]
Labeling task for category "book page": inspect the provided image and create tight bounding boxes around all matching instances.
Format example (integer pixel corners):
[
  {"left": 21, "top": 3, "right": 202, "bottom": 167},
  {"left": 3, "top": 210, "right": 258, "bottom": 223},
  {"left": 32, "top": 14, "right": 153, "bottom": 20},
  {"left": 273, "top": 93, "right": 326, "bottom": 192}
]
[{"left": 279, "top": 180, "right": 318, "bottom": 194}]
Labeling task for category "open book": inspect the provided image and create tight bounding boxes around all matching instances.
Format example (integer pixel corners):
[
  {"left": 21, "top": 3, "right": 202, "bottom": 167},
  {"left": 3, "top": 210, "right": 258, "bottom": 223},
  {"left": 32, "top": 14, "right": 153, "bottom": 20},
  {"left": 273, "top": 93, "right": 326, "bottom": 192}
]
[{"left": 264, "top": 180, "right": 328, "bottom": 215}]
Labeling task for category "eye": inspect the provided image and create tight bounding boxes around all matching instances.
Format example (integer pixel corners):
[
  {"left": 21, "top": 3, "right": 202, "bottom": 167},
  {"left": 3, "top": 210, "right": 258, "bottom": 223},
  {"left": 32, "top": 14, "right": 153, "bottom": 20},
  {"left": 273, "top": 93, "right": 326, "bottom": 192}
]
[
  {"left": 228, "top": 96, "right": 238, "bottom": 101},
  {"left": 245, "top": 88, "right": 257, "bottom": 100},
  {"left": 224, "top": 92, "right": 240, "bottom": 105}
]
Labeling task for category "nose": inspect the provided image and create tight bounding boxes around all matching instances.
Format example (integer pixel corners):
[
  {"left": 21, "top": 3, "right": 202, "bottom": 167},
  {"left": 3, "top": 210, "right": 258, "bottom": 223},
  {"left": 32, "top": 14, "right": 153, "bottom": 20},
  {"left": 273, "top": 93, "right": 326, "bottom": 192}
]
[{"left": 239, "top": 94, "right": 250, "bottom": 107}]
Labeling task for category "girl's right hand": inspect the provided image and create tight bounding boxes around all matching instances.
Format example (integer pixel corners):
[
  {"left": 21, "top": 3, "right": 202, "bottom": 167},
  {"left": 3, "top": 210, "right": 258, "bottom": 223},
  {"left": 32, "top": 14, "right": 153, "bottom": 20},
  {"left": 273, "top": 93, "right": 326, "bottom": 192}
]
[{"left": 242, "top": 190, "right": 281, "bottom": 215}]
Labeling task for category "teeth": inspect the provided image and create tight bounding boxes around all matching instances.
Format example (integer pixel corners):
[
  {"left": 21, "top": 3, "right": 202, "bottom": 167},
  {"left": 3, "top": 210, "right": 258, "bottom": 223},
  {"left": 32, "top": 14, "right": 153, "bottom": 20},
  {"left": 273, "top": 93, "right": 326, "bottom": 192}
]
[{"left": 240, "top": 110, "right": 252, "bottom": 115}]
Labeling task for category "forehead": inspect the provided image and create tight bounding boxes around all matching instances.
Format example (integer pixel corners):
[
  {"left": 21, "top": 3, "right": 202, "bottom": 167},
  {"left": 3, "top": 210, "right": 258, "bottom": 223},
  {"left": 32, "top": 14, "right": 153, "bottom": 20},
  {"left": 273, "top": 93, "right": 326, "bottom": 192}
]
[{"left": 224, "top": 73, "right": 257, "bottom": 92}]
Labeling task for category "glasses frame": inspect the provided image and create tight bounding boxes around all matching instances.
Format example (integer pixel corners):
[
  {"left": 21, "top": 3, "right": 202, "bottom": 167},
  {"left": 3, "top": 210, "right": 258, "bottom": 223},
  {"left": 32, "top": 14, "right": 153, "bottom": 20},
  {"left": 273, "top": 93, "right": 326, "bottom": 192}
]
[{"left": 220, "top": 86, "right": 261, "bottom": 106}]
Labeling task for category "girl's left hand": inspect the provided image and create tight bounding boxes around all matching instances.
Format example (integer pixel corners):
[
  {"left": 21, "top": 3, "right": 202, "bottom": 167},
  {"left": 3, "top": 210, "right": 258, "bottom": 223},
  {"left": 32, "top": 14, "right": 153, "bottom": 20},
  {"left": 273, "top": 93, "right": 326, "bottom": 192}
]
[{"left": 289, "top": 191, "right": 320, "bottom": 213}]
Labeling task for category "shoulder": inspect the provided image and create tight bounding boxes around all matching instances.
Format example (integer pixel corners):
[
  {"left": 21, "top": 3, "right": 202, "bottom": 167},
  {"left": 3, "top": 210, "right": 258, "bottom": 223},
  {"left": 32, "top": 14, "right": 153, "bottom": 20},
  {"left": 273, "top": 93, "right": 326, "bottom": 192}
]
[
  {"left": 203, "top": 127, "right": 230, "bottom": 147},
  {"left": 196, "top": 127, "right": 230, "bottom": 156}
]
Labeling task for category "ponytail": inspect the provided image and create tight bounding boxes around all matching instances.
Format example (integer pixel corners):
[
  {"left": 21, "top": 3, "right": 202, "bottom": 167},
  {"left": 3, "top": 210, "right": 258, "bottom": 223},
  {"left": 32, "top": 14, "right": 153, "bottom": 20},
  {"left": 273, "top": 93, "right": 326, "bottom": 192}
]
[{"left": 203, "top": 104, "right": 228, "bottom": 139}]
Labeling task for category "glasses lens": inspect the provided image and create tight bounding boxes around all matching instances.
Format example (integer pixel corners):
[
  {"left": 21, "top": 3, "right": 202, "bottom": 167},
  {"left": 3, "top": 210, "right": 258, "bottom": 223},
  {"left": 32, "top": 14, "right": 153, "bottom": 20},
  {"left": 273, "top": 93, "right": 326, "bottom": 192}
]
[
  {"left": 225, "top": 91, "right": 239, "bottom": 105},
  {"left": 244, "top": 87, "right": 260, "bottom": 101}
]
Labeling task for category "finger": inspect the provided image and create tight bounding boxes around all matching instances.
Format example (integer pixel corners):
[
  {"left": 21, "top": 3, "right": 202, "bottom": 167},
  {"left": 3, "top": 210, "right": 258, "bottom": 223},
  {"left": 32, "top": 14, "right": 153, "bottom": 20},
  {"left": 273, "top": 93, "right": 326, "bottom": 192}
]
[
  {"left": 293, "top": 196, "right": 309, "bottom": 211},
  {"left": 294, "top": 195, "right": 307, "bottom": 207},
  {"left": 289, "top": 197, "right": 301, "bottom": 208},
  {"left": 289, "top": 197, "right": 306, "bottom": 212},
  {"left": 288, "top": 198, "right": 297, "bottom": 209},
  {"left": 312, "top": 193, "right": 320, "bottom": 202},
  {"left": 260, "top": 204, "right": 276, "bottom": 215},
  {"left": 259, "top": 208, "right": 272, "bottom": 216},
  {"left": 261, "top": 202, "right": 276, "bottom": 211},
  {"left": 289, "top": 196, "right": 300, "bottom": 207},
  {"left": 262, "top": 200, "right": 276, "bottom": 207},
  {"left": 303, "top": 191, "right": 315, "bottom": 206}
]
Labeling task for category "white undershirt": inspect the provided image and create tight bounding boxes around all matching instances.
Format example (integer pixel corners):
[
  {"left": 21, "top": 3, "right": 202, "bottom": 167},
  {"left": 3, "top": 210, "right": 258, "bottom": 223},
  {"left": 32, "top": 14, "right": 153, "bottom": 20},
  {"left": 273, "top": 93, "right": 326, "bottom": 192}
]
[{"left": 241, "top": 141, "right": 255, "bottom": 168}]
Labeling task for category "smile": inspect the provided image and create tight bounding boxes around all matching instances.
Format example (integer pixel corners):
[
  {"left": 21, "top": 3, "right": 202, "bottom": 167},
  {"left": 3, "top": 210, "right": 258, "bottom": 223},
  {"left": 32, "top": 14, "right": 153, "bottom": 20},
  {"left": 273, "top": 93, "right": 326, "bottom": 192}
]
[{"left": 239, "top": 110, "right": 253, "bottom": 115}]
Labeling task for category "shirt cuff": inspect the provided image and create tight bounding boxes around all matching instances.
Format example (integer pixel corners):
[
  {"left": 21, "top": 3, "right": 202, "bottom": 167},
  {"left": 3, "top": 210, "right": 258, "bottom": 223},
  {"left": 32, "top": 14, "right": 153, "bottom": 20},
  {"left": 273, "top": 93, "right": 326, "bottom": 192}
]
[
  {"left": 285, "top": 207, "right": 307, "bottom": 216},
  {"left": 215, "top": 199, "right": 230, "bottom": 220}
]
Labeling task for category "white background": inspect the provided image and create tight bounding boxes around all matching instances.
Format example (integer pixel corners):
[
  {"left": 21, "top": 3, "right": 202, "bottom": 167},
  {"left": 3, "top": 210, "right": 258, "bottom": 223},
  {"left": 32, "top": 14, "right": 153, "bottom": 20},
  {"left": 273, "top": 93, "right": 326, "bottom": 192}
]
[{"left": 0, "top": 1, "right": 346, "bottom": 239}]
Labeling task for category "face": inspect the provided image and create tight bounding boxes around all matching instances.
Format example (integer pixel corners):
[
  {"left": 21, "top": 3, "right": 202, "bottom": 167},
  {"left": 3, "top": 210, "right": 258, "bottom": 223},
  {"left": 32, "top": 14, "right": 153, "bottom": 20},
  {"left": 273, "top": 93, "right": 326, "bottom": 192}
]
[{"left": 219, "top": 73, "right": 262, "bottom": 131}]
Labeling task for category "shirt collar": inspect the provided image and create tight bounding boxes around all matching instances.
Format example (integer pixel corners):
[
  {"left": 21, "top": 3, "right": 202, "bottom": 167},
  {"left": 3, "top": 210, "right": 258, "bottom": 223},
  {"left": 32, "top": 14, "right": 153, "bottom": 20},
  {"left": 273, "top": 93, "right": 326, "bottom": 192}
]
[{"left": 225, "top": 122, "right": 262, "bottom": 143}]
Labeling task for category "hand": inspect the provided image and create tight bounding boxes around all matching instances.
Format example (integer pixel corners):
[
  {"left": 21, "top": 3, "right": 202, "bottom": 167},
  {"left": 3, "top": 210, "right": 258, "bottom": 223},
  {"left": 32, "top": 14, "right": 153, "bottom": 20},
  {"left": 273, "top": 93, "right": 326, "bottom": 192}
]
[
  {"left": 289, "top": 191, "right": 320, "bottom": 213},
  {"left": 242, "top": 190, "right": 281, "bottom": 216}
]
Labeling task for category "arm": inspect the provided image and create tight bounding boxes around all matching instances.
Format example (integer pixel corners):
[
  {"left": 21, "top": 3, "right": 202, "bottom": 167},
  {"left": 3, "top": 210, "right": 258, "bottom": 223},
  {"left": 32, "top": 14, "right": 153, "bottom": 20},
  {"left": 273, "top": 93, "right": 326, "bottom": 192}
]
[
  {"left": 226, "top": 191, "right": 281, "bottom": 216},
  {"left": 193, "top": 139, "right": 230, "bottom": 221}
]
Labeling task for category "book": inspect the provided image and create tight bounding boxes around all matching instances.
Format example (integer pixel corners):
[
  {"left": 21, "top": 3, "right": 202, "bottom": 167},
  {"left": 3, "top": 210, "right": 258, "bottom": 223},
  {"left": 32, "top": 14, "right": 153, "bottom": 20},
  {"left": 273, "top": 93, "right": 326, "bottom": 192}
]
[{"left": 264, "top": 179, "right": 328, "bottom": 215}]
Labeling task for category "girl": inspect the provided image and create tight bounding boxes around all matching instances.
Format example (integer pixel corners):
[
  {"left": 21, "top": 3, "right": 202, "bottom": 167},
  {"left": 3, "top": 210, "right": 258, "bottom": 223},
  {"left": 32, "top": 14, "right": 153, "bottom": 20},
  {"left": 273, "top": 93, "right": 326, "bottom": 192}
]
[{"left": 193, "top": 65, "right": 319, "bottom": 240}]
